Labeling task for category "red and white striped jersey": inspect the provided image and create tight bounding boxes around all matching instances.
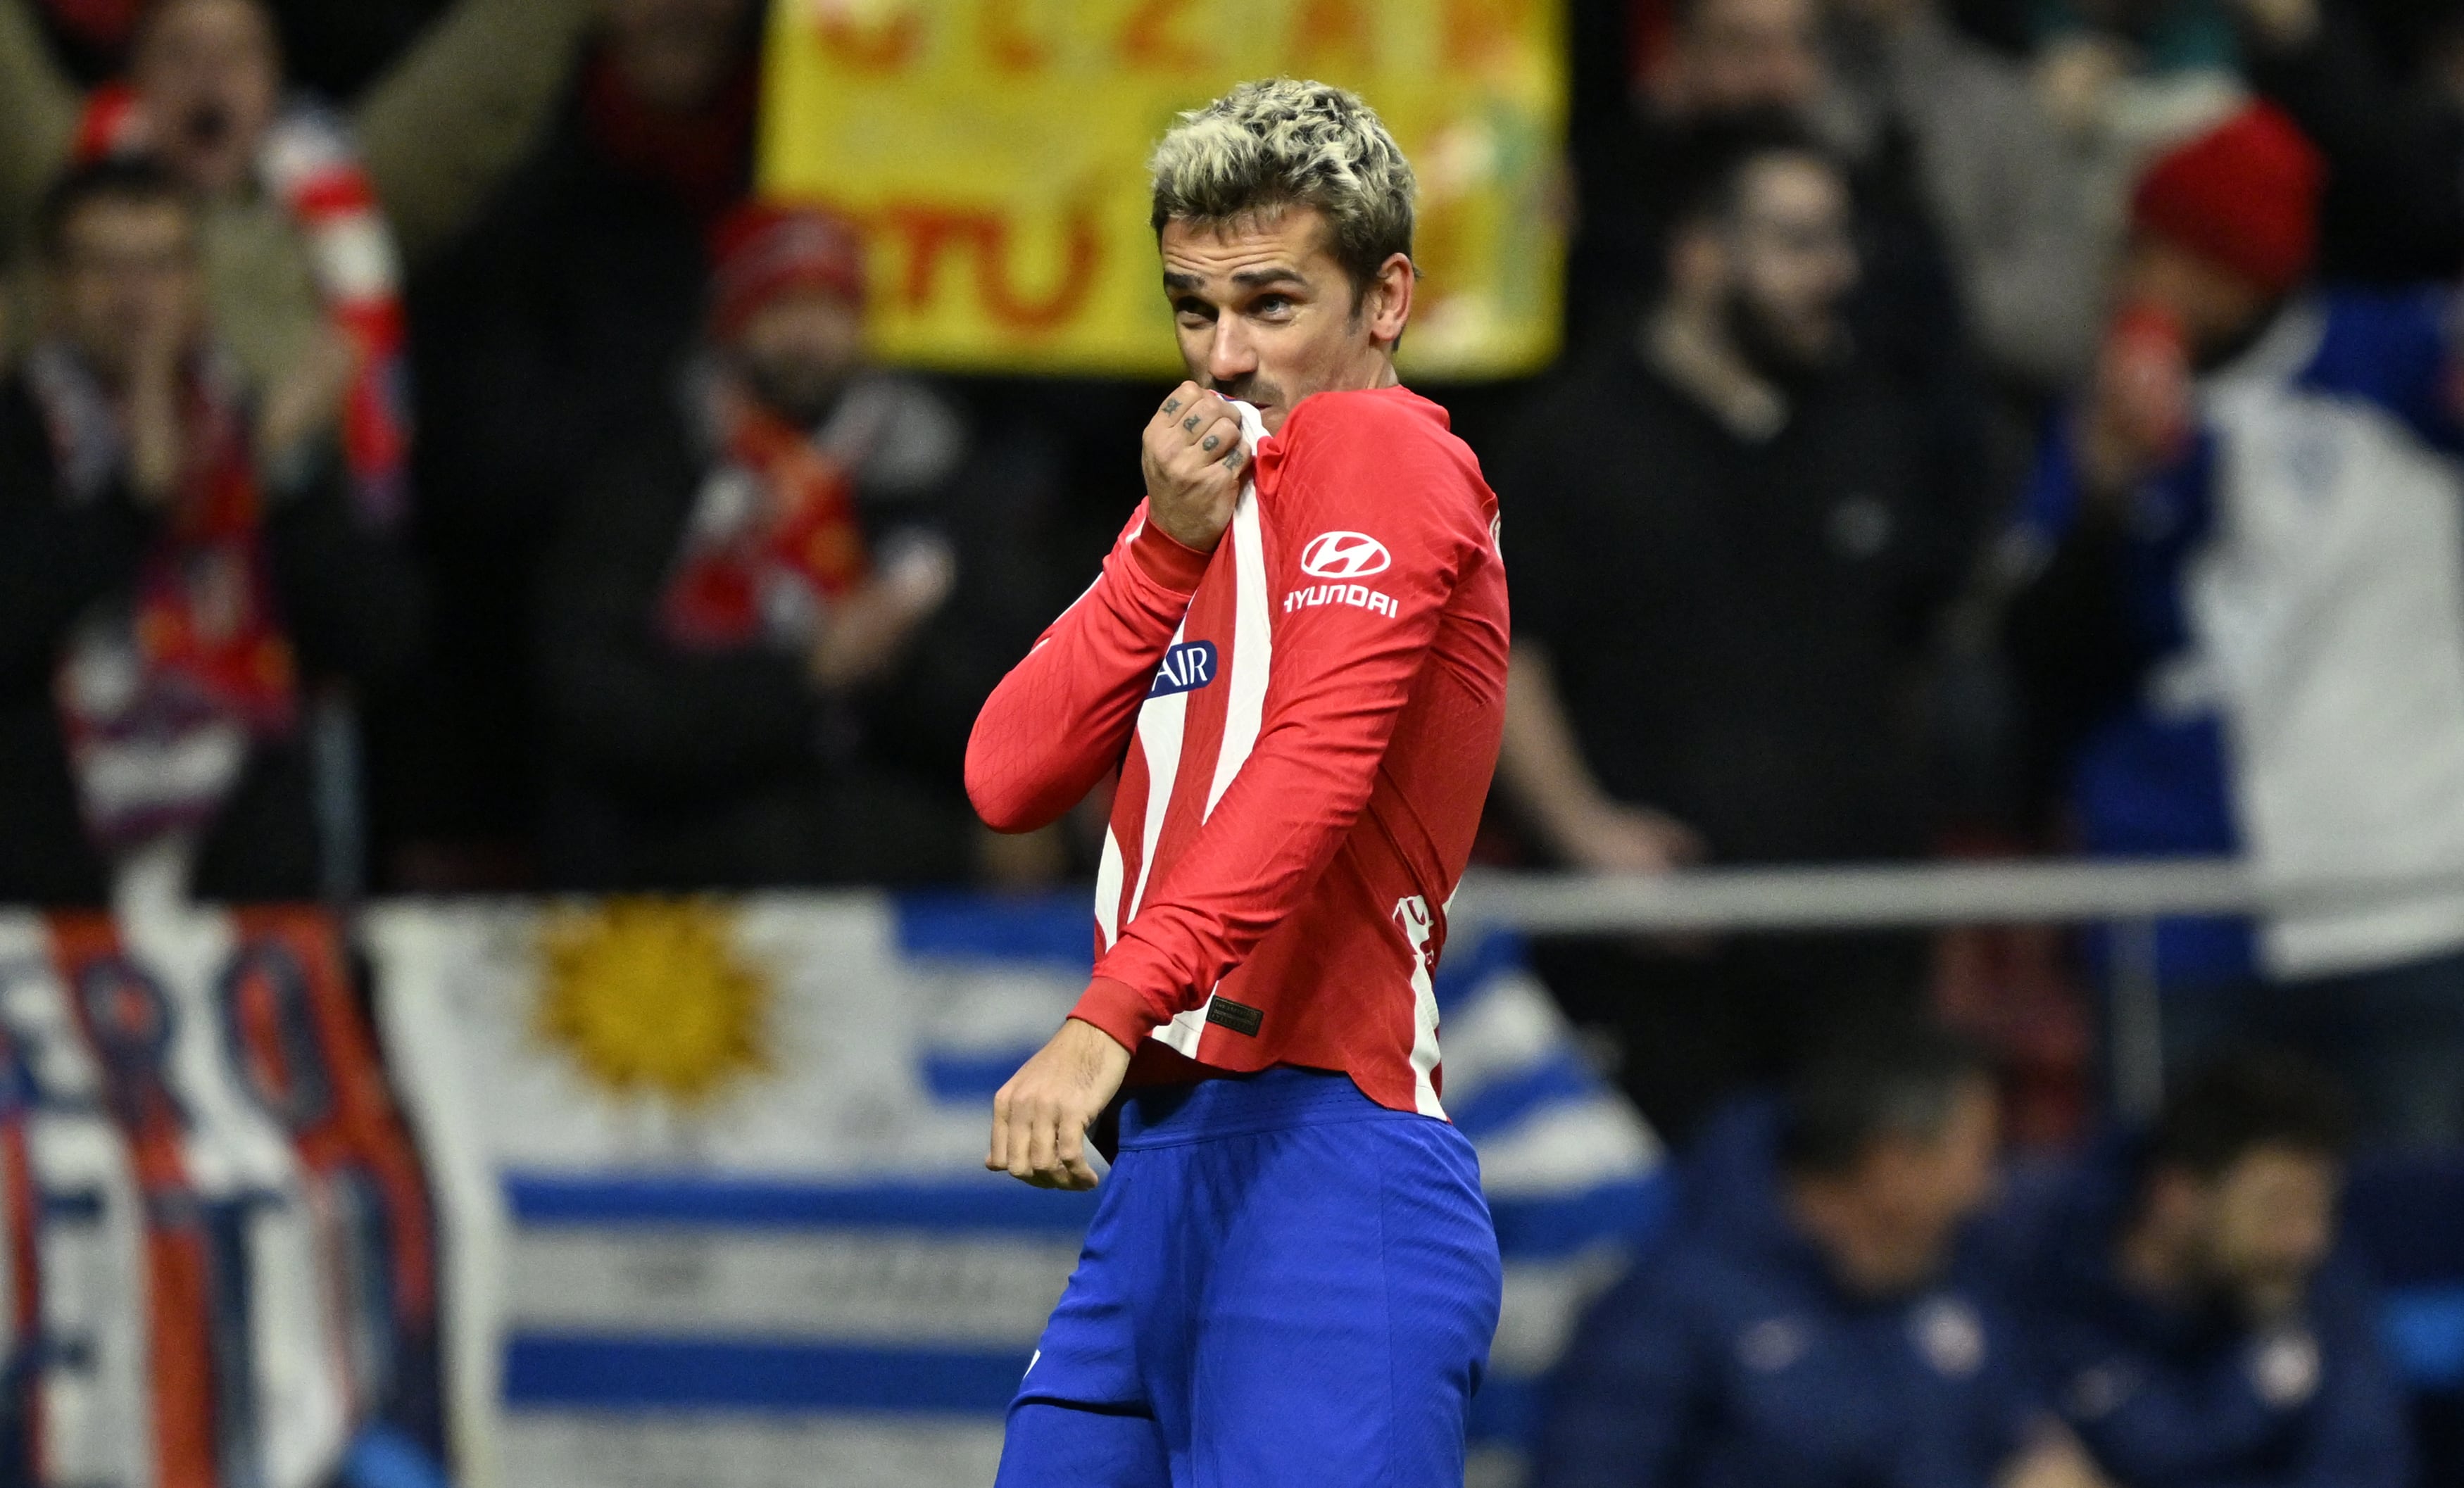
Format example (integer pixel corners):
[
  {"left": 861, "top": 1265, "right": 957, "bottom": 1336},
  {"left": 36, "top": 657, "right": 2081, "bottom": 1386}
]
[{"left": 965, "top": 386, "right": 1509, "bottom": 1116}]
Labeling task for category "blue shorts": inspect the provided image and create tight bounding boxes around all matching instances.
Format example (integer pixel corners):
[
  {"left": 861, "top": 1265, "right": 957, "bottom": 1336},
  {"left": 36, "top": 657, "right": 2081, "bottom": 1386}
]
[{"left": 995, "top": 1066, "right": 1502, "bottom": 1488}]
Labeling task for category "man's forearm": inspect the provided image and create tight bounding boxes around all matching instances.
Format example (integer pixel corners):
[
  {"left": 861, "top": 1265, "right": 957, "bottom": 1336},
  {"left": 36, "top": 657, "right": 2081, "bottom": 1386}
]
[
  {"left": 965, "top": 510, "right": 1204, "bottom": 833},
  {"left": 0, "top": 0, "right": 80, "bottom": 247},
  {"left": 353, "top": 0, "right": 599, "bottom": 262},
  {"left": 1500, "top": 645, "right": 1614, "bottom": 851}
]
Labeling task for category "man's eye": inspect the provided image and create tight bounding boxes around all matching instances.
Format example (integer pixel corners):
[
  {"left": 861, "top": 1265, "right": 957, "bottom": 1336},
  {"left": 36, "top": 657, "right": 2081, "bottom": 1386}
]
[
  {"left": 1254, "top": 296, "right": 1292, "bottom": 315},
  {"left": 1174, "top": 298, "right": 1216, "bottom": 321}
]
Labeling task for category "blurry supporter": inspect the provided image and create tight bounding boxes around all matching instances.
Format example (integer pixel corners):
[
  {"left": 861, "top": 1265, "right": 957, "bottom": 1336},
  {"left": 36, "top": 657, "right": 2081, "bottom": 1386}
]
[
  {"left": 1494, "top": 122, "right": 1980, "bottom": 1139},
  {"left": 2001, "top": 1052, "right": 2410, "bottom": 1488},
  {"left": 0, "top": 0, "right": 597, "bottom": 521},
  {"left": 1571, "top": 0, "right": 2094, "bottom": 388},
  {"left": 532, "top": 203, "right": 985, "bottom": 890},
  {"left": 2003, "top": 104, "right": 2464, "bottom": 1149},
  {"left": 0, "top": 159, "right": 421, "bottom": 904},
  {"left": 398, "top": 0, "right": 765, "bottom": 881},
  {"left": 23, "top": 0, "right": 459, "bottom": 101},
  {"left": 1535, "top": 1026, "right": 2105, "bottom": 1488}
]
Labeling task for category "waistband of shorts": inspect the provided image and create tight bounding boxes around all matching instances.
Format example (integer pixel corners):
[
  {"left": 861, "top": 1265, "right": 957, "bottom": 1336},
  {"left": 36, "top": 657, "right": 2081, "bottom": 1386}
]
[{"left": 1115, "top": 1066, "right": 1403, "bottom": 1148}]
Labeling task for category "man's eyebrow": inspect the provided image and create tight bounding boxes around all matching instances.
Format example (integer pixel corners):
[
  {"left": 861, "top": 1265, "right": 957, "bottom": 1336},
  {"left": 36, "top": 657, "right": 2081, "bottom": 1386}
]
[
  {"left": 1230, "top": 266, "right": 1306, "bottom": 289},
  {"left": 1160, "top": 267, "right": 1309, "bottom": 294}
]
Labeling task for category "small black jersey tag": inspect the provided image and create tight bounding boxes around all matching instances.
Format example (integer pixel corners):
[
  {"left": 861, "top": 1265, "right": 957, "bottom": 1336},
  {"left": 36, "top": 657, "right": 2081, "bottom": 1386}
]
[{"left": 1205, "top": 997, "right": 1264, "bottom": 1037}]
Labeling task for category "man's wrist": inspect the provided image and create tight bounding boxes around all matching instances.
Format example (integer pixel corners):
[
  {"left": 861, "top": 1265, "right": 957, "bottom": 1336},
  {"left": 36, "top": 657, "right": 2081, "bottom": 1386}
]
[{"left": 1067, "top": 977, "right": 1157, "bottom": 1053}]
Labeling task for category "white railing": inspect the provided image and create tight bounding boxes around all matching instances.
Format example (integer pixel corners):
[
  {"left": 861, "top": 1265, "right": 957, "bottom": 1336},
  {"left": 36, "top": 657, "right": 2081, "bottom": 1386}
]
[{"left": 1452, "top": 859, "right": 2464, "bottom": 1118}]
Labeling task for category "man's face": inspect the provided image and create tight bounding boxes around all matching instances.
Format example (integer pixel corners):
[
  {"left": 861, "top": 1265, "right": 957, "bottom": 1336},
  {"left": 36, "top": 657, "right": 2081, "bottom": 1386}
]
[
  {"left": 133, "top": 0, "right": 282, "bottom": 197},
  {"left": 1851, "top": 1079, "right": 2002, "bottom": 1285},
  {"left": 2181, "top": 1146, "right": 2341, "bottom": 1317},
  {"left": 1673, "top": 0, "right": 1825, "bottom": 117},
  {"left": 2117, "top": 236, "right": 2276, "bottom": 367},
  {"left": 729, "top": 289, "right": 865, "bottom": 426},
  {"left": 1718, "top": 154, "right": 1859, "bottom": 376},
  {"left": 1159, "top": 206, "right": 1404, "bottom": 434},
  {"left": 52, "top": 197, "right": 205, "bottom": 387},
  {"left": 603, "top": 0, "right": 753, "bottom": 113}
]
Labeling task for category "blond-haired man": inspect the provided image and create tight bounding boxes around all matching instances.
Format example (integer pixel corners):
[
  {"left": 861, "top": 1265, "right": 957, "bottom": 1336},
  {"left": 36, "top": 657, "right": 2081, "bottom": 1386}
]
[{"left": 967, "top": 79, "right": 1511, "bottom": 1485}]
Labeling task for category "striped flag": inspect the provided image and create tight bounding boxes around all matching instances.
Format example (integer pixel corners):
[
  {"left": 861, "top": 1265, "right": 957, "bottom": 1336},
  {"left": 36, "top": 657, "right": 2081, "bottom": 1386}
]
[
  {"left": 0, "top": 904, "right": 439, "bottom": 1488},
  {"left": 372, "top": 890, "right": 1663, "bottom": 1488}
]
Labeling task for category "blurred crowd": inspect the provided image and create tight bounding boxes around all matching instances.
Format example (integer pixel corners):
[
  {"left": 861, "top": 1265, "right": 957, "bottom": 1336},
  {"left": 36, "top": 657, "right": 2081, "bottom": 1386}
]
[
  {"left": 4, "top": 1, "right": 2463, "bottom": 1481},
  {"left": 6, "top": 1, "right": 2464, "bottom": 1137},
  {"left": 1538, "top": 1032, "right": 2432, "bottom": 1488}
]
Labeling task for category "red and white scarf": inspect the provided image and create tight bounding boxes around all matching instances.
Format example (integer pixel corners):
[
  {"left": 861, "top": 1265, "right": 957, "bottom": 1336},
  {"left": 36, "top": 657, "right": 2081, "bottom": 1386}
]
[
  {"left": 660, "top": 381, "right": 873, "bottom": 650},
  {"left": 31, "top": 343, "right": 299, "bottom": 855},
  {"left": 77, "top": 83, "right": 410, "bottom": 527}
]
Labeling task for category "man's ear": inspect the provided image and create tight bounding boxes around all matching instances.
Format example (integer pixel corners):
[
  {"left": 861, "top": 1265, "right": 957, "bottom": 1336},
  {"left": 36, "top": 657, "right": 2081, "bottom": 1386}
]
[
  {"left": 1365, "top": 251, "right": 1414, "bottom": 348},
  {"left": 2142, "top": 1166, "right": 2208, "bottom": 1231},
  {"left": 1667, "top": 220, "right": 1728, "bottom": 303}
]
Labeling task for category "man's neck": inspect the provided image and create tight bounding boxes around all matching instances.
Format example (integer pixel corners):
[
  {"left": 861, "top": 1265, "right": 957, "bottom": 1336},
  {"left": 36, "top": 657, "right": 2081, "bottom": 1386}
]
[
  {"left": 2116, "top": 1209, "right": 2196, "bottom": 1304},
  {"left": 1785, "top": 1178, "right": 1928, "bottom": 1298},
  {"left": 1642, "top": 303, "right": 1787, "bottom": 442}
]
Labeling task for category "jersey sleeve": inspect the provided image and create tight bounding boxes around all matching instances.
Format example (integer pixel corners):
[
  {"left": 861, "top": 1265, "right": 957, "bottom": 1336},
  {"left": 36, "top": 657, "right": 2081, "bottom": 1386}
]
[
  {"left": 964, "top": 503, "right": 1211, "bottom": 833},
  {"left": 1071, "top": 396, "right": 1486, "bottom": 1046}
]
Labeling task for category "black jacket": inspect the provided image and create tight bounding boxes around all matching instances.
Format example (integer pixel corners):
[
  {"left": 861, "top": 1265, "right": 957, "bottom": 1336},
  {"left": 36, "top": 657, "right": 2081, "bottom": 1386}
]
[
  {"left": 0, "top": 370, "right": 425, "bottom": 905},
  {"left": 532, "top": 379, "right": 1044, "bottom": 891}
]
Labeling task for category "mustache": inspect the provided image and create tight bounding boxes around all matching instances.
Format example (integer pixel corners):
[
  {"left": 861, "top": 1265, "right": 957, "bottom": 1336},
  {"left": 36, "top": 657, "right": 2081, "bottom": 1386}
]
[{"left": 1204, "top": 373, "right": 1283, "bottom": 408}]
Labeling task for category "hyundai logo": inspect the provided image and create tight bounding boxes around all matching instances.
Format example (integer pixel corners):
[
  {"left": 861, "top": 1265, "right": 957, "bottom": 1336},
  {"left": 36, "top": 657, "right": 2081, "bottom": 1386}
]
[{"left": 1299, "top": 531, "right": 1392, "bottom": 579}]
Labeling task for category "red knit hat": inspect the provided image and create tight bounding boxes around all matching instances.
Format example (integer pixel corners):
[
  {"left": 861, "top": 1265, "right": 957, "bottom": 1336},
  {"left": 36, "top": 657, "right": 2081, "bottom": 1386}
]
[
  {"left": 709, "top": 201, "right": 866, "bottom": 337},
  {"left": 2130, "top": 103, "right": 2326, "bottom": 297}
]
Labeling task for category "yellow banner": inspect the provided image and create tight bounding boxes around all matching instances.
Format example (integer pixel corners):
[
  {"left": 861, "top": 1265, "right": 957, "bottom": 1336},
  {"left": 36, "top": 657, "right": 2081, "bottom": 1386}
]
[{"left": 757, "top": 0, "right": 1567, "bottom": 379}]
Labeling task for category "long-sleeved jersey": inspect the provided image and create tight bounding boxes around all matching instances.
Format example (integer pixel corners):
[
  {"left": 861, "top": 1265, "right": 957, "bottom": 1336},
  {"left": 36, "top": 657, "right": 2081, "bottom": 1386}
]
[{"left": 966, "top": 385, "right": 1509, "bottom": 1116}]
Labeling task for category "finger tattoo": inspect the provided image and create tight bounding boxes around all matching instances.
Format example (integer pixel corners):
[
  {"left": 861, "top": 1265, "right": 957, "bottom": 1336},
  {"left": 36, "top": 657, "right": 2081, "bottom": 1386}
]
[
  {"left": 1202, "top": 435, "right": 1220, "bottom": 451},
  {"left": 1183, "top": 415, "right": 1201, "bottom": 431},
  {"left": 1162, "top": 398, "right": 1181, "bottom": 415}
]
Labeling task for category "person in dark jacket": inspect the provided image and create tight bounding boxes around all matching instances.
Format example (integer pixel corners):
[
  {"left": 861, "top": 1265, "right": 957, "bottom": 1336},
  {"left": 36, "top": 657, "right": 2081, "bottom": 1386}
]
[
  {"left": 2231, "top": 0, "right": 2464, "bottom": 284},
  {"left": 1999, "top": 1052, "right": 2413, "bottom": 1488},
  {"left": 532, "top": 201, "right": 1018, "bottom": 890},
  {"left": 1535, "top": 1026, "right": 2105, "bottom": 1488},
  {"left": 0, "top": 157, "right": 422, "bottom": 905},
  {"left": 388, "top": 0, "right": 763, "bottom": 883},
  {"left": 1494, "top": 121, "right": 1984, "bottom": 1142}
]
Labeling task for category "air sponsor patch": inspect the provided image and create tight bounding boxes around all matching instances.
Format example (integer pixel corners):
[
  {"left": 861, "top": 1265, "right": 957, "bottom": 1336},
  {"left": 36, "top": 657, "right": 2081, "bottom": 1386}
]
[{"left": 1148, "top": 640, "right": 1217, "bottom": 698}]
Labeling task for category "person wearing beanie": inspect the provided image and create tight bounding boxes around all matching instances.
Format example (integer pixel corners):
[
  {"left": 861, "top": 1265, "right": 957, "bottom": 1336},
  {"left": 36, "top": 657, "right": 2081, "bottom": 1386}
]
[
  {"left": 527, "top": 201, "right": 1000, "bottom": 890},
  {"left": 2002, "top": 102, "right": 2464, "bottom": 1151}
]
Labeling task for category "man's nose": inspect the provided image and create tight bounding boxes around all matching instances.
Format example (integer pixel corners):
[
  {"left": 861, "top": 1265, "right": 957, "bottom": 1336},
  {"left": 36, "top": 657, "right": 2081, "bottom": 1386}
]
[{"left": 1207, "top": 318, "right": 1257, "bottom": 382}]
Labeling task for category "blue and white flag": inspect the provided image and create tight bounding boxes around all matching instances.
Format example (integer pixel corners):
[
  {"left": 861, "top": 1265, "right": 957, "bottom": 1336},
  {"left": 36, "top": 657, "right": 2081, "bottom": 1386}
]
[{"left": 370, "top": 892, "right": 1664, "bottom": 1488}]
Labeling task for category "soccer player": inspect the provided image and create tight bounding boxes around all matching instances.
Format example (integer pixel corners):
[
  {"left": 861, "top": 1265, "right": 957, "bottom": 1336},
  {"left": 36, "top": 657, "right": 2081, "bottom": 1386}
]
[{"left": 965, "top": 80, "right": 1511, "bottom": 1487}]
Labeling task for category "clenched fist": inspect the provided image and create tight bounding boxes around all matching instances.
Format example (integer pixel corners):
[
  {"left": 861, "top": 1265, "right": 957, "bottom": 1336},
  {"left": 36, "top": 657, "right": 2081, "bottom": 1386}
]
[
  {"left": 1141, "top": 381, "right": 1247, "bottom": 553},
  {"left": 986, "top": 1016, "right": 1133, "bottom": 1190}
]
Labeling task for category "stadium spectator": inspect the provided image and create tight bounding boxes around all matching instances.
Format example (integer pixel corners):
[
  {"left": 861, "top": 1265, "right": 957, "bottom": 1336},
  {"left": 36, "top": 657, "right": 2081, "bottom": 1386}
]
[
  {"left": 1535, "top": 1026, "right": 2104, "bottom": 1488},
  {"left": 1825, "top": 0, "right": 2106, "bottom": 389},
  {"left": 22, "top": 0, "right": 457, "bottom": 99},
  {"left": 2018, "top": 0, "right": 2246, "bottom": 384},
  {"left": 2002, "top": 103, "right": 2464, "bottom": 1149},
  {"left": 1570, "top": 0, "right": 2094, "bottom": 389},
  {"left": 0, "top": 0, "right": 598, "bottom": 521},
  {"left": 1999, "top": 1051, "right": 2411, "bottom": 1488},
  {"left": 0, "top": 158, "right": 422, "bottom": 905},
  {"left": 394, "top": 0, "right": 764, "bottom": 885},
  {"left": 1494, "top": 122, "right": 1982, "bottom": 1139},
  {"left": 2232, "top": 0, "right": 2464, "bottom": 283},
  {"left": 531, "top": 202, "right": 995, "bottom": 891}
]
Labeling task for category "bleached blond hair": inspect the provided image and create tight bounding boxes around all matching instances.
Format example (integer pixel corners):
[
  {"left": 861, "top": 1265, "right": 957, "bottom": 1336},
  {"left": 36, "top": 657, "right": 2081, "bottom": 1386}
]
[{"left": 1148, "top": 78, "right": 1415, "bottom": 296}]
